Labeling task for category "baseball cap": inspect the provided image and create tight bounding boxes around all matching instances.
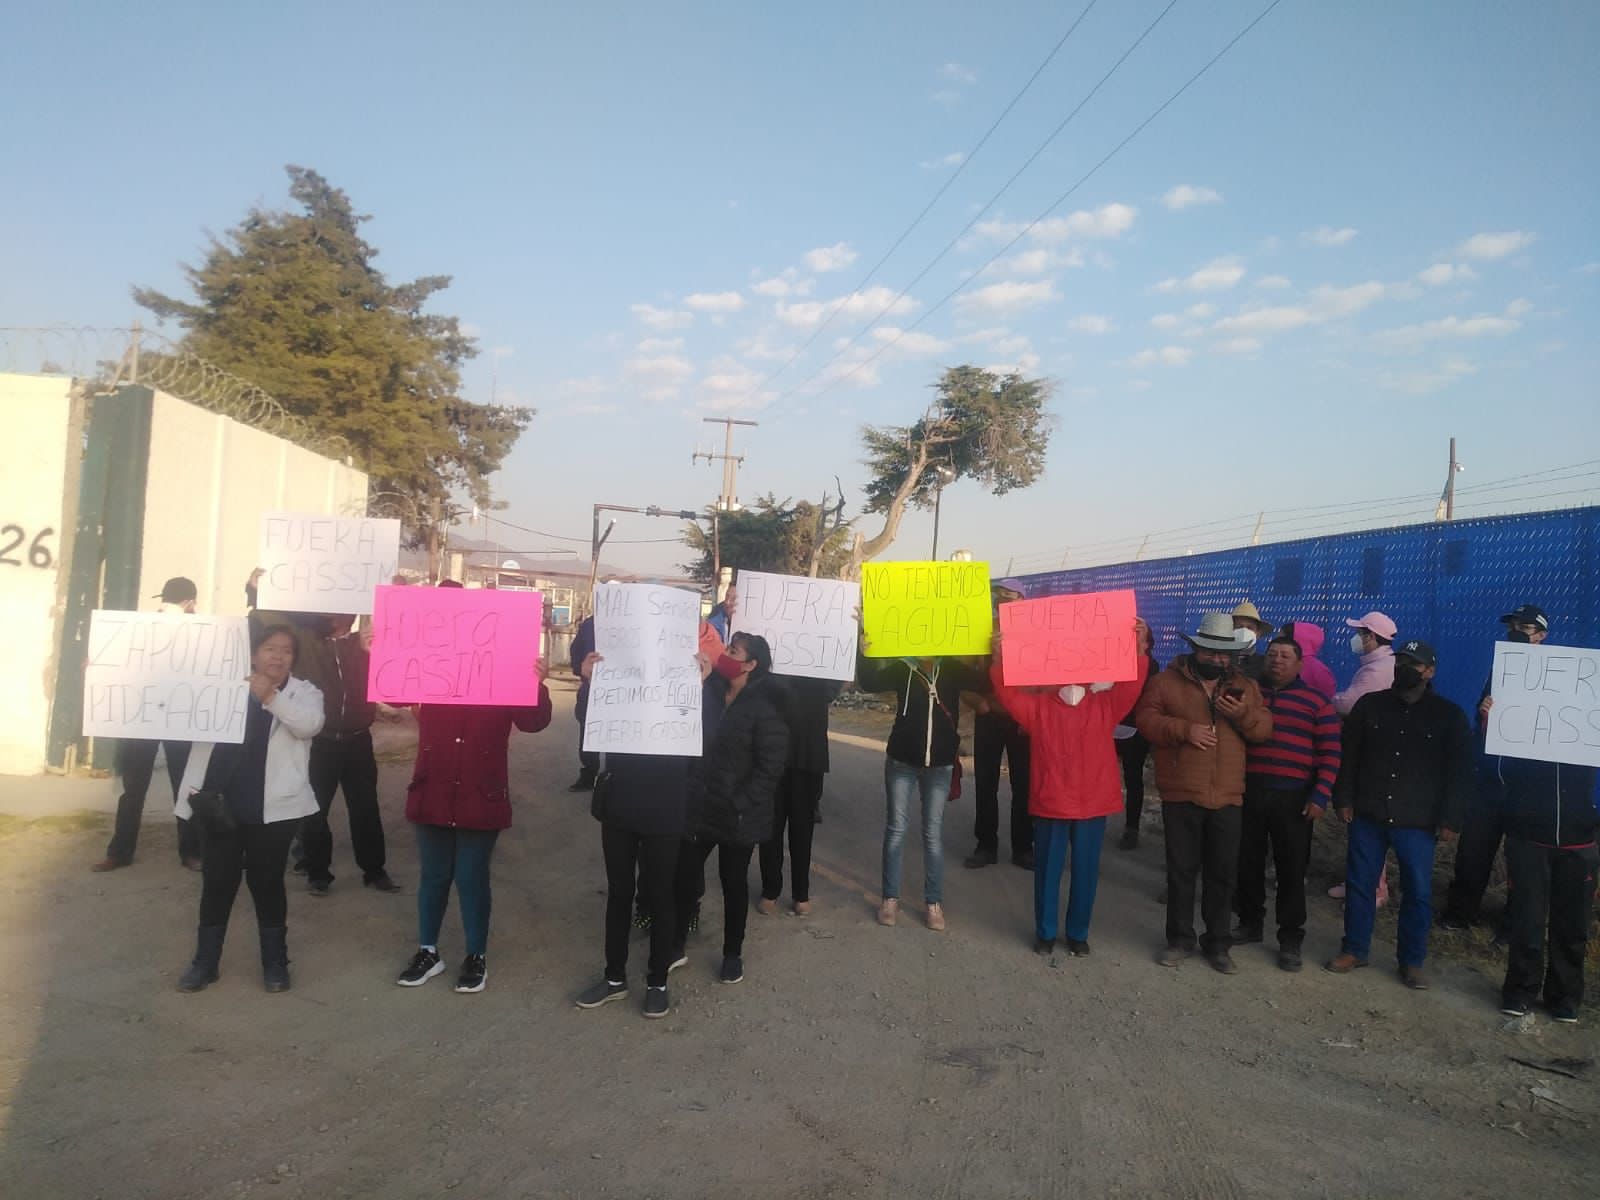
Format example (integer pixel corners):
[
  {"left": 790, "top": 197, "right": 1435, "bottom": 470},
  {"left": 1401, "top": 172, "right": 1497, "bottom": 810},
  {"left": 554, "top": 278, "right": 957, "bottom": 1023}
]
[
  {"left": 1395, "top": 639, "right": 1437, "bottom": 668},
  {"left": 1499, "top": 604, "right": 1549, "bottom": 632},
  {"left": 1344, "top": 611, "right": 1397, "bottom": 641},
  {"left": 153, "top": 576, "right": 197, "bottom": 604},
  {"left": 993, "top": 578, "right": 1028, "bottom": 597}
]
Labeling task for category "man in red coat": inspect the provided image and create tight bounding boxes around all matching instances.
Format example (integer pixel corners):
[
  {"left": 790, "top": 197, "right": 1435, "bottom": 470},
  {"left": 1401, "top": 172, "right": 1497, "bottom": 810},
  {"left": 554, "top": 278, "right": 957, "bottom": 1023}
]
[{"left": 990, "top": 620, "right": 1149, "bottom": 955}]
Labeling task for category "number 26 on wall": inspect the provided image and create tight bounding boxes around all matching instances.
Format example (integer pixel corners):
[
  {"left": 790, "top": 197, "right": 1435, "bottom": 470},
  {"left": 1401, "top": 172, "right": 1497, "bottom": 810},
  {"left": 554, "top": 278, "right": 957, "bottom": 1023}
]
[{"left": 0, "top": 525, "right": 55, "bottom": 569}]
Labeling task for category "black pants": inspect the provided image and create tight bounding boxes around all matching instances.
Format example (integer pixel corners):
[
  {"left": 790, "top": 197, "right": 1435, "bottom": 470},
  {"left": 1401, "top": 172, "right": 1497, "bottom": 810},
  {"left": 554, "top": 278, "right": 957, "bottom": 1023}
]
[
  {"left": 1234, "top": 780, "right": 1315, "bottom": 948},
  {"left": 1117, "top": 734, "right": 1150, "bottom": 831},
  {"left": 198, "top": 820, "right": 299, "bottom": 929},
  {"left": 1164, "top": 802, "right": 1242, "bottom": 955},
  {"left": 760, "top": 768, "right": 822, "bottom": 904},
  {"left": 301, "top": 731, "right": 386, "bottom": 884},
  {"left": 106, "top": 738, "right": 199, "bottom": 862},
  {"left": 973, "top": 713, "right": 1031, "bottom": 855},
  {"left": 676, "top": 837, "right": 754, "bottom": 958},
  {"left": 1444, "top": 771, "right": 1506, "bottom": 924},
  {"left": 574, "top": 697, "right": 598, "bottom": 785},
  {"left": 1502, "top": 838, "right": 1598, "bottom": 1010},
  {"left": 601, "top": 824, "right": 677, "bottom": 988}
]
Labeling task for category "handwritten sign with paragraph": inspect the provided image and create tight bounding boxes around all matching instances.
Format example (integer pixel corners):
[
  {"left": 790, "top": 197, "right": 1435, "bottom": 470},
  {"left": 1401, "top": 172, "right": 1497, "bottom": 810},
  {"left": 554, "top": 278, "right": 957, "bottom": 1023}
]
[
  {"left": 1484, "top": 641, "right": 1600, "bottom": 768},
  {"left": 82, "top": 611, "right": 251, "bottom": 742},
  {"left": 730, "top": 570, "right": 861, "bottom": 682},
  {"left": 860, "top": 560, "right": 992, "bottom": 658},
  {"left": 256, "top": 512, "right": 400, "bottom": 615},
  {"left": 999, "top": 589, "right": 1139, "bottom": 686},
  {"left": 368, "top": 586, "right": 543, "bottom": 706},
  {"left": 582, "top": 583, "right": 703, "bottom": 757}
]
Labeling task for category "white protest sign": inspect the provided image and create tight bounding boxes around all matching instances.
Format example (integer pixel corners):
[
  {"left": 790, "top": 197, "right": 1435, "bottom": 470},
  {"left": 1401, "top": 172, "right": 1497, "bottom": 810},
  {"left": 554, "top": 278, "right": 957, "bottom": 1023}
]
[
  {"left": 1485, "top": 641, "right": 1600, "bottom": 768},
  {"left": 82, "top": 611, "right": 250, "bottom": 743},
  {"left": 730, "top": 570, "right": 861, "bottom": 681},
  {"left": 581, "top": 582, "right": 703, "bottom": 757},
  {"left": 256, "top": 511, "right": 400, "bottom": 615}
]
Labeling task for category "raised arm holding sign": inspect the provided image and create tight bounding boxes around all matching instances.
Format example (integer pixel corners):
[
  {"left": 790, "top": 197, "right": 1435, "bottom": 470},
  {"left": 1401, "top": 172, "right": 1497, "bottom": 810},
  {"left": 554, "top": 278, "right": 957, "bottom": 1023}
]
[
  {"left": 998, "top": 589, "right": 1139, "bottom": 686},
  {"left": 256, "top": 512, "right": 401, "bottom": 615},
  {"left": 82, "top": 611, "right": 252, "bottom": 743},
  {"left": 860, "top": 560, "right": 992, "bottom": 658},
  {"left": 582, "top": 582, "right": 703, "bottom": 757},
  {"left": 367, "top": 586, "right": 543, "bottom": 706},
  {"left": 730, "top": 570, "right": 860, "bottom": 681},
  {"left": 1485, "top": 641, "right": 1600, "bottom": 768}
]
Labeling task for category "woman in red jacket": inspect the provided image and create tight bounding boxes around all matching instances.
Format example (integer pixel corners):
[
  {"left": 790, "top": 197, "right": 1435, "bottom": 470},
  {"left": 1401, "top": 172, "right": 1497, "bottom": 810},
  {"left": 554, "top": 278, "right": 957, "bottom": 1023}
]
[
  {"left": 393, "top": 676, "right": 553, "bottom": 994},
  {"left": 991, "top": 620, "right": 1148, "bottom": 955}
]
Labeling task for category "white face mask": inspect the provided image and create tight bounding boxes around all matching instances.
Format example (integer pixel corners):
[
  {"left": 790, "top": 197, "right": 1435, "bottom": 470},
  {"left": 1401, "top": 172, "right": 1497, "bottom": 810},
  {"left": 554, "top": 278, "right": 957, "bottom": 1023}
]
[
  {"left": 1058, "top": 685, "right": 1086, "bottom": 707},
  {"left": 1349, "top": 634, "right": 1367, "bottom": 656}
]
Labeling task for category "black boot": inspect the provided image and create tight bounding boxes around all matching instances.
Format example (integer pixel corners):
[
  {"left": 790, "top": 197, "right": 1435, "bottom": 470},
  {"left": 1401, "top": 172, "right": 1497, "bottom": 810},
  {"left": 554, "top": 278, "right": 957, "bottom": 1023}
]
[
  {"left": 178, "top": 925, "right": 226, "bottom": 992},
  {"left": 260, "top": 925, "right": 291, "bottom": 993}
]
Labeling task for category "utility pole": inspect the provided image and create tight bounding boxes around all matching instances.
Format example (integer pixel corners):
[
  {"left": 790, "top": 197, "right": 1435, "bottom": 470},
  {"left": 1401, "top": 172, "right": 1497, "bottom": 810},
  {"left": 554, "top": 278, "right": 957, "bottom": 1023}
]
[
  {"left": 1445, "top": 436, "right": 1458, "bottom": 520},
  {"left": 693, "top": 418, "right": 758, "bottom": 596}
]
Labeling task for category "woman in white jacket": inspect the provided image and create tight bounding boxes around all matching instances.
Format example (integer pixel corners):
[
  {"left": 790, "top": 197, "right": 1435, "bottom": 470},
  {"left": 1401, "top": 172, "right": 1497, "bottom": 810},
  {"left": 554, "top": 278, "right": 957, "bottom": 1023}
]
[{"left": 176, "top": 624, "right": 324, "bottom": 993}]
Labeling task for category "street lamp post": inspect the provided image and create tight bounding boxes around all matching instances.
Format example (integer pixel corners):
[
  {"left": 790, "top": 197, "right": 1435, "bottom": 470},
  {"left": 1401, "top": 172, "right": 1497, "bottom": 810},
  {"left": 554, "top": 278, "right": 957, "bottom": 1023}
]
[{"left": 929, "top": 464, "right": 958, "bottom": 559}]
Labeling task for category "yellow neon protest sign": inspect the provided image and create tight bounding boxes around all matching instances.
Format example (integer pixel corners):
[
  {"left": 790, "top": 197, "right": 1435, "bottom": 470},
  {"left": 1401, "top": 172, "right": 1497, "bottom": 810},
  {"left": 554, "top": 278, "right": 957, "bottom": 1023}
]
[{"left": 860, "top": 561, "right": 993, "bottom": 657}]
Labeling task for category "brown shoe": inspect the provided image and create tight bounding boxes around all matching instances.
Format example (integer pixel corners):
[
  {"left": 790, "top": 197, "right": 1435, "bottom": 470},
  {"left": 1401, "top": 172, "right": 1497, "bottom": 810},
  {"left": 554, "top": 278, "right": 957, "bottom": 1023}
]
[
  {"left": 1399, "top": 965, "right": 1429, "bottom": 990},
  {"left": 1323, "top": 952, "right": 1370, "bottom": 974},
  {"left": 755, "top": 897, "right": 777, "bottom": 916},
  {"left": 90, "top": 857, "right": 129, "bottom": 873},
  {"left": 877, "top": 898, "right": 899, "bottom": 927},
  {"left": 793, "top": 900, "right": 812, "bottom": 917},
  {"left": 925, "top": 903, "right": 947, "bottom": 932}
]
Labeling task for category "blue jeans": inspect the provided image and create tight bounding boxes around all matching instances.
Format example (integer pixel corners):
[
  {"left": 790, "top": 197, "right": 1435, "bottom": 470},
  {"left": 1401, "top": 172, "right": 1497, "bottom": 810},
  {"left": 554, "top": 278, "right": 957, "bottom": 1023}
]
[
  {"left": 1342, "top": 817, "right": 1436, "bottom": 967},
  {"left": 883, "top": 759, "right": 951, "bottom": 904},
  {"left": 416, "top": 824, "right": 500, "bottom": 956},
  {"left": 1033, "top": 816, "right": 1106, "bottom": 943}
]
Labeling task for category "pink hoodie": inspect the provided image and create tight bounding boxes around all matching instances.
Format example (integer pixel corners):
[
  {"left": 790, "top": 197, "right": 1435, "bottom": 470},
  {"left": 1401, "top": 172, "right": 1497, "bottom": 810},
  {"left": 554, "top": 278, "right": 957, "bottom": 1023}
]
[{"left": 1282, "top": 621, "right": 1336, "bottom": 700}]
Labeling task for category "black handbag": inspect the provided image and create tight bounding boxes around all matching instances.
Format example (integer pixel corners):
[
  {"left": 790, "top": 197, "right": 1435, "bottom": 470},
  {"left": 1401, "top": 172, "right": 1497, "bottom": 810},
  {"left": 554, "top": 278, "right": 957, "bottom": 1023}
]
[
  {"left": 589, "top": 770, "right": 613, "bottom": 823},
  {"left": 187, "top": 789, "right": 237, "bottom": 835}
]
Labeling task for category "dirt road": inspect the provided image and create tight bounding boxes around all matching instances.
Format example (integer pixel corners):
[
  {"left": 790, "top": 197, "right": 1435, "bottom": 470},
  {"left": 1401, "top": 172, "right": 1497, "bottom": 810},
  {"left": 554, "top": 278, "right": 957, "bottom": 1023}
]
[{"left": 2, "top": 681, "right": 1594, "bottom": 1198}]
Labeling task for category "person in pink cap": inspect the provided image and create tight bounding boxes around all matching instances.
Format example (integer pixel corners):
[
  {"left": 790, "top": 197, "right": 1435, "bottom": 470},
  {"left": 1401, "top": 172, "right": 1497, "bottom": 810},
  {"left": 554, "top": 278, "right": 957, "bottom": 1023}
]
[{"left": 1330, "top": 611, "right": 1398, "bottom": 905}]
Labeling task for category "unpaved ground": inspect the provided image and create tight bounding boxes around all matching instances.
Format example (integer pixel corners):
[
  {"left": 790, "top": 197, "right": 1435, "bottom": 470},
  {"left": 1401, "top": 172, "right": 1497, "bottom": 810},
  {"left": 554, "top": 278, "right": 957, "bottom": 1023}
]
[{"left": 2, "top": 680, "right": 1596, "bottom": 1199}]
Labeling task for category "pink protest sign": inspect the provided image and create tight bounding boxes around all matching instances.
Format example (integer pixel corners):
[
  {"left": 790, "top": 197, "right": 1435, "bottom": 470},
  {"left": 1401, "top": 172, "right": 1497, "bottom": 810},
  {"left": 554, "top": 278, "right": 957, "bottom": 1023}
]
[
  {"left": 368, "top": 586, "right": 543, "bottom": 706},
  {"left": 999, "top": 589, "right": 1139, "bottom": 686}
]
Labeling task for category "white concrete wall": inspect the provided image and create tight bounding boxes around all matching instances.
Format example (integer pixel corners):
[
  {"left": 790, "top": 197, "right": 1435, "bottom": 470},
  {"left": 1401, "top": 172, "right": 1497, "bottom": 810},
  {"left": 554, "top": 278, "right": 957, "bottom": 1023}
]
[
  {"left": 0, "top": 374, "right": 75, "bottom": 774},
  {"left": 141, "top": 389, "right": 368, "bottom": 616}
]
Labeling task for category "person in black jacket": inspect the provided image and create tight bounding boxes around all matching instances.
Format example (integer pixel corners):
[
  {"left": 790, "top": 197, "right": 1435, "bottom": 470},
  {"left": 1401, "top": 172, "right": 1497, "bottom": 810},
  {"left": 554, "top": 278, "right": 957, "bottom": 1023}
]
[
  {"left": 758, "top": 676, "right": 842, "bottom": 915},
  {"left": 1498, "top": 757, "right": 1599, "bottom": 1022},
  {"left": 671, "top": 633, "right": 789, "bottom": 984},
  {"left": 1325, "top": 640, "right": 1474, "bottom": 990},
  {"left": 1116, "top": 624, "right": 1161, "bottom": 851},
  {"left": 856, "top": 627, "right": 989, "bottom": 932},
  {"left": 567, "top": 615, "right": 598, "bottom": 792}
]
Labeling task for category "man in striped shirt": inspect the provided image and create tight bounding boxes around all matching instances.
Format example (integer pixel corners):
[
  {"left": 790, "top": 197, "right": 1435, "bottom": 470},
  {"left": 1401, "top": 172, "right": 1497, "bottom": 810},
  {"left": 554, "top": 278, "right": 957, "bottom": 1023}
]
[{"left": 1233, "top": 634, "right": 1342, "bottom": 971}]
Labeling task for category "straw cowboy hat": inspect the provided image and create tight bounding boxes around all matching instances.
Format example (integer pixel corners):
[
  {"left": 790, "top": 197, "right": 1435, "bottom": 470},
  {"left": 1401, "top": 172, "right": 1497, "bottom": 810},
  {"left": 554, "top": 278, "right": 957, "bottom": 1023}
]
[{"left": 1230, "top": 601, "right": 1273, "bottom": 637}]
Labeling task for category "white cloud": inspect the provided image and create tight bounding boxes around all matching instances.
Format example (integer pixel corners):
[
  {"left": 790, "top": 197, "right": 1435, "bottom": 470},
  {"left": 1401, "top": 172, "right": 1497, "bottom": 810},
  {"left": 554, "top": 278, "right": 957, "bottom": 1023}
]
[
  {"left": 683, "top": 291, "right": 745, "bottom": 314},
  {"left": 1310, "top": 280, "right": 1388, "bottom": 319},
  {"left": 871, "top": 327, "right": 949, "bottom": 355},
  {"left": 699, "top": 357, "right": 773, "bottom": 412},
  {"left": 939, "top": 62, "right": 977, "bottom": 84},
  {"left": 1417, "top": 262, "right": 1478, "bottom": 287},
  {"left": 1127, "top": 345, "right": 1192, "bottom": 368},
  {"left": 776, "top": 285, "right": 919, "bottom": 328},
  {"left": 636, "top": 337, "right": 685, "bottom": 353},
  {"left": 1256, "top": 274, "right": 1291, "bottom": 289},
  {"left": 737, "top": 335, "right": 791, "bottom": 362},
  {"left": 554, "top": 376, "right": 609, "bottom": 399},
  {"left": 1304, "top": 226, "right": 1359, "bottom": 247},
  {"left": 1185, "top": 302, "right": 1215, "bottom": 319},
  {"left": 625, "top": 354, "right": 694, "bottom": 383},
  {"left": 1506, "top": 297, "right": 1533, "bottom": 318},
  {"left": 1209, "top": 279, "right": 1391, "bottom": 339},
  {"left": 750, "top": 269, "right": 814, "bottom": 299},
  {"left": 1456, "top": 230, "right": 1536, "bottom": 260},
  {"left": 976, "top": 203, "right": 1138, "bottom": 245},
  {"left": 1162, "top": 184, "right": 1222, "bottom": 211},
  {"left": 1213, "top": 305, "right": 1314, "bottom": 335},
  {"left": 804, "top": 242, "right": 859, "bottom": 273},
  {"left": 954, "top": 279, "right": 1060, "bottom": 316},
  {"left": 1067, "top": 314, "right": 1116, "bottom": 335},
  {"left": 920, "top": 151, "right": 967, "bottom": 170},
  {"left": 1580, "top": 262, "right": 1600, "bottom": 275},
  {"left": 1379, "top": 358, "right": 1476, "bottom": 395},
  {"left": 630, "top": 303, "right": 692, "bottom": 330},
  {"left": 1150, "top": 312, "right": 1182, "bottom": 331},
  {"left": 1377, "top": 313, "right": 1521, "bottom": 349},
  {"left": 1216, "top": 337, "right": 1262, "bottom": 355},
  {"left": 982, "top": 353, "right": 1041, "bottom": 376},
  {"left": 985, "top": 246, "right": 1084, "bottom": 277},
  {"left": 1155, "top": 257, "right": 1246, "bottom": 293}
]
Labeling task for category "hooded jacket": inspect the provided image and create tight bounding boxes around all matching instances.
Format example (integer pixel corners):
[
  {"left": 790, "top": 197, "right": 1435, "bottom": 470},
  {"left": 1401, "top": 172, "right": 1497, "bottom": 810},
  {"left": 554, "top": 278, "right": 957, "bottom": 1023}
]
[
  {"left": 405, "top": 686, "right": 553, "bottom": 830},
  {"left": 1281, "top": 622, "right": 1337, "bottom": 701},
  {"left": 1335, "top": 645, "right": 1395, "bottom": 716},
  {"left": 695, "top": 673, "right": 789, "bottom": 845},
  {"left": 990, "top": 659, "right": 1149, "bottom": 820},
  {"left": 1134, "top": 655, "right": 1273, "bottom": 809},
  {"left": 856, "top": 650, "right": 988, "bottom": 768}
]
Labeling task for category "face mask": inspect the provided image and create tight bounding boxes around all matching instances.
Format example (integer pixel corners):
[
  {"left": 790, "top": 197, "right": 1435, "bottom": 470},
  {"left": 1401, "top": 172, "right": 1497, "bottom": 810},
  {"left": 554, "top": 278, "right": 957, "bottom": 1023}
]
[
  {"left": 1236, "top": 632, "right": 1257, "bottom": 651},
  {"left": 1393, "top": 663, "right": 1424, "bottom": 690},
  {"left": 1193, "top": 660, "right": 1226, "bottom": 681},
  {"left": 1349, "top": 634, "right": 1367, "bottom": 656},
  {"left": 713, "top": 654, "right": 746, "bottom": 682},
  {"left": 1058, "top": 685, "right": 1086, "bottom": 707},
  {"left": 1506, "top": 629, "right": 1531, "bottom": 645}
]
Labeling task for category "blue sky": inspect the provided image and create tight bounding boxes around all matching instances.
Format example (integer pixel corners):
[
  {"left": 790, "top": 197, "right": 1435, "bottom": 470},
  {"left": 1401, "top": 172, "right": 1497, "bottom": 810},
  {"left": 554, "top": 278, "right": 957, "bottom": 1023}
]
[{"left": 4, "top": 0, "right": 1597, "bottom": 577}]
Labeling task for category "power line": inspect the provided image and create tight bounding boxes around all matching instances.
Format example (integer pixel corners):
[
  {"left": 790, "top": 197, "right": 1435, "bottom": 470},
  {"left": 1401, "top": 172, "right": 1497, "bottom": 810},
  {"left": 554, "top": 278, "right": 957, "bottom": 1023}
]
[
  {"left": 747, "top": 0, "right": 1103, "bottom": 394},
  {"left": 769, "top": 0, "right": 1181, "bottom": 413}
]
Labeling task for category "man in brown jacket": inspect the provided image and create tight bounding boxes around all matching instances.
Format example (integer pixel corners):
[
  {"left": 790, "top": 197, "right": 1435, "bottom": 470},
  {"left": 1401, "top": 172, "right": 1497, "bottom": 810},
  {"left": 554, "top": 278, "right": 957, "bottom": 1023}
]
[{"left": 1137, "top": 613, "right": 1272, "bottom": 973}]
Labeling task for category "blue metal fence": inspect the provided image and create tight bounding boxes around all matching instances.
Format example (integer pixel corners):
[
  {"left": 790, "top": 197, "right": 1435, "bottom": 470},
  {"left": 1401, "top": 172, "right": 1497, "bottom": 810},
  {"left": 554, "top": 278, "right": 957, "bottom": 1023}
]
[{"left": 1015, "top": 506, "right": 1600, "bottom": 716}]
